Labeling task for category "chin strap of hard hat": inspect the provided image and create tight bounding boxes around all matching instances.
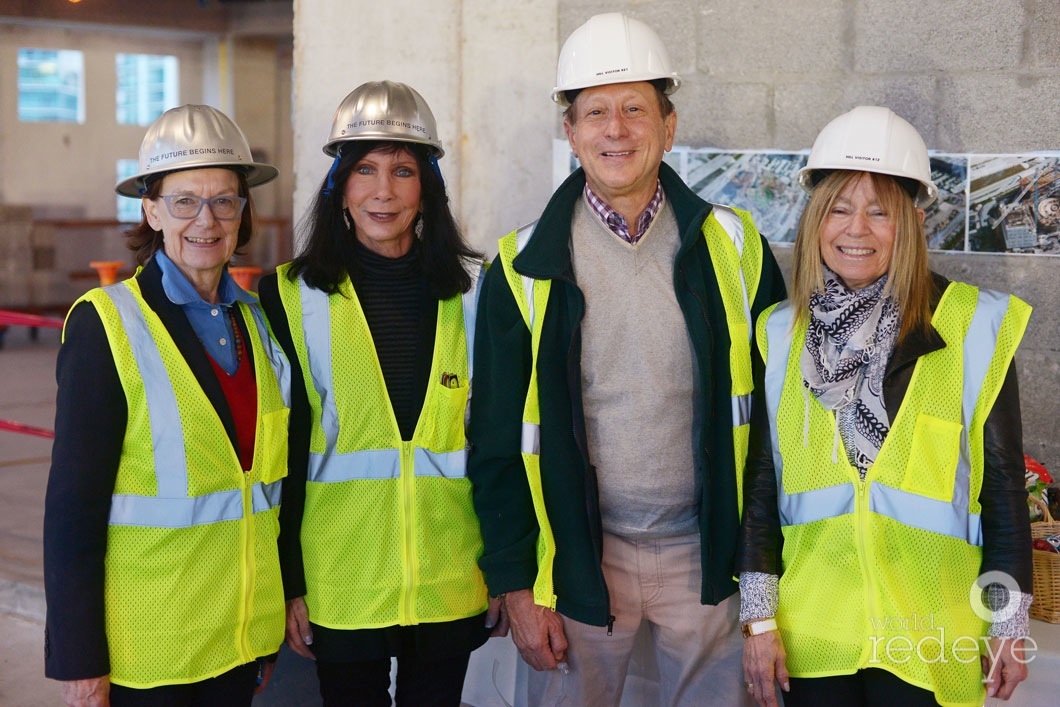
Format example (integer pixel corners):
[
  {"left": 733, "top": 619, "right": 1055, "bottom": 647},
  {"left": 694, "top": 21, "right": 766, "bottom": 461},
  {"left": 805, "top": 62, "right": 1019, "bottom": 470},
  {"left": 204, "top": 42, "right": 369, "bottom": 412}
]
[
  {"left": 429, "top": 154, "right": 444, "bottom": 189},
  {"left": 322, "top": 151, "right": 343, "bottom": 197}
]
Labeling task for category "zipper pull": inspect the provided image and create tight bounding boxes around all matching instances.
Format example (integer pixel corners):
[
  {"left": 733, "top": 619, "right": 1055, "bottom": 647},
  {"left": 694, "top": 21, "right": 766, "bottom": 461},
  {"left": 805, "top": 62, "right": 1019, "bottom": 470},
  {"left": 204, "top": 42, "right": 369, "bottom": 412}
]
[{"left": 607, "top": 614, "right": 615, "bottom": 636}]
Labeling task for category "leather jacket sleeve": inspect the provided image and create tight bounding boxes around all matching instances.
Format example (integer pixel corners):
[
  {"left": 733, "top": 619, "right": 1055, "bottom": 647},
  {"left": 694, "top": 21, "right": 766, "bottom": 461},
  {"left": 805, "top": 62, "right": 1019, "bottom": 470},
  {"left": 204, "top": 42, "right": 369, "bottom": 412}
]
[
  {"left": 736, "top": 351, "right": 782, "bottom": 576},
  {"left": 979, "top": 363, "right": 1033, "bottom": 593},
  {"left": 258, "top": 273, "right": 311, "bottom": 600}
]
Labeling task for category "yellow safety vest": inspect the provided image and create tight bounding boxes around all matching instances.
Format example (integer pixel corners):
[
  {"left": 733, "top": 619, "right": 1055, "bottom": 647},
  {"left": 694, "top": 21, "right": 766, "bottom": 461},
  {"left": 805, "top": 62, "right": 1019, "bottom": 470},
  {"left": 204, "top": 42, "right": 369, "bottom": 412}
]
[
  {"left": 497, "top": 206, "right": 763, "bottom": 610},
  {"left": 72, "top": 277, "right": 290, "bottom": 688},
  {"left": 758, "top": 282, "right": 1031, "bottom": 707},
  {"left": 276, "top": 263, "right": 488, "bottom": 629}
]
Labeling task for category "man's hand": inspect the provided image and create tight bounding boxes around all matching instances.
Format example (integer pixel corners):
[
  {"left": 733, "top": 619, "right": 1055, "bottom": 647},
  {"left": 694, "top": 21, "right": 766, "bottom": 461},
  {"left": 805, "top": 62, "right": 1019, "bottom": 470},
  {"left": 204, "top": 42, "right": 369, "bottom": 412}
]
[
  {"left": 503, "top": 589, "right": 567, "bottom": 671},
  {"left": 61, "top": 676, "right": 110, "bottom": 707},
  {"left": 742, "top": 629, "right": 789, "bottom": 707},
  {"left": 284, "top": 597, "right": 315, "bottom": 660},
  {"left": 982, "top": 636, "right": 1029, "bottom": 700}
]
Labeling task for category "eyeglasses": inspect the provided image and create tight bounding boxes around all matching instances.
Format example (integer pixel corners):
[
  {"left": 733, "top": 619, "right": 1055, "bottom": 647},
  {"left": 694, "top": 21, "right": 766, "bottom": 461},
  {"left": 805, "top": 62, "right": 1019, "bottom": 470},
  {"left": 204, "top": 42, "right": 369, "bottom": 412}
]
[{"left": 157, "top": 194, "right": 248, "bottom": 221}]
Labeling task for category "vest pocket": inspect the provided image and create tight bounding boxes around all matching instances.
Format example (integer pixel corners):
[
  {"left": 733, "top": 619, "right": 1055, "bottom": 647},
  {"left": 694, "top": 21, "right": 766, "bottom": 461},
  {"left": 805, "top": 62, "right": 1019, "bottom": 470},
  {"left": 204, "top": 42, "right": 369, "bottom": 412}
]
[
  {"left": 900, "top": 413, "right": 960, "bottom": 502},
  {"left": 259, "top": 407, "right": 290, "bottom": 483},
  {"left": 423, "top": 382, "right": 469, "bottom": 451}
]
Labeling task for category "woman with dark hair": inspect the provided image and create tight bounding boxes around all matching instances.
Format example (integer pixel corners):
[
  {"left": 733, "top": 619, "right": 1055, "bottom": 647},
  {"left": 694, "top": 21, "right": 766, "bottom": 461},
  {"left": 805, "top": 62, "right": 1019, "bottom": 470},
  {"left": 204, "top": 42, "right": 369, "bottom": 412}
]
[
  {"left": 737, "top": 106, "right": 1032, "bottom": 707},
  {"left": 44, "top": 104, "right": 291, "bottom": 706},
  {"left": 258, "top": 80, "right": 504, "bottom": 707}
]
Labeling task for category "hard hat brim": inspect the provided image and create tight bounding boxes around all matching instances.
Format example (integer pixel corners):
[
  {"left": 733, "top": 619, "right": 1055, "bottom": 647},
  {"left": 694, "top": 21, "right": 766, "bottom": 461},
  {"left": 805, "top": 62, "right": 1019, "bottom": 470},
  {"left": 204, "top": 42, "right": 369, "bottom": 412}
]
[
  {"left": 322, "top": 134, "right": 444, "bottom": 159},
  {"left": 551, "top": 75, "right": 681, "bottom": 107},
  {"left": 797, "top": 165, "right": 938, "bottom": 208},
  {"left": 115, "top": 161, "right": 279, "bottom": 198}
]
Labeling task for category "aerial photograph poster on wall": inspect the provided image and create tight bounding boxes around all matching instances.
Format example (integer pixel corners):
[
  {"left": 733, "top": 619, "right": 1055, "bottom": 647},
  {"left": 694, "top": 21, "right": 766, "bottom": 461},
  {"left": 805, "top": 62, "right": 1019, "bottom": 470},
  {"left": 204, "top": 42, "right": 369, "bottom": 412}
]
[{"left": 555, "top": 142, "right": 1060, "bottom": 256}]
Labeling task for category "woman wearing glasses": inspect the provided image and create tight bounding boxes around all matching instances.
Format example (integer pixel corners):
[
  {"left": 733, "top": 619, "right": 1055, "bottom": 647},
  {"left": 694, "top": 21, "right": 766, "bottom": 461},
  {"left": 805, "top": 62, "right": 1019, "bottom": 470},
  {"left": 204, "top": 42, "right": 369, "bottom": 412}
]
[{"left": 44, "top": 104, "right": 291, "bottom": 706}]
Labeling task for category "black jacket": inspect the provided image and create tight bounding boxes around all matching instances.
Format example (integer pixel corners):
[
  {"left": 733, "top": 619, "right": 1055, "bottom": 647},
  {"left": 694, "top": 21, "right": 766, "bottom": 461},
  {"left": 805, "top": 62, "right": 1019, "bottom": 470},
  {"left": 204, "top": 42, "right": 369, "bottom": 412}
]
[
  {"left": 43, "top": 258, "right": 257, "bottom": 680},
  {"left": 468, "top": 163, "right": 787, "bottom": 626},
  {"left": 737, "top": 274, "right": 1033, "bottom": 593}
]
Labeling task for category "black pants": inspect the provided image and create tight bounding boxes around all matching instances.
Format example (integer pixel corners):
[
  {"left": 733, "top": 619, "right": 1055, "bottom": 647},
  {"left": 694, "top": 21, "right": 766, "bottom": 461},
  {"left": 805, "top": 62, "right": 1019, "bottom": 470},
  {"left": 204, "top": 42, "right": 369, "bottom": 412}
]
[
  {"left": 316, "top": 651, "right": 472, "bottom": 707},
  {"left": 783, "top": 668, "right": 941, "bottom": 707},
  {"left": 109, "top": 661, "right": 259, "bottom": 706}
]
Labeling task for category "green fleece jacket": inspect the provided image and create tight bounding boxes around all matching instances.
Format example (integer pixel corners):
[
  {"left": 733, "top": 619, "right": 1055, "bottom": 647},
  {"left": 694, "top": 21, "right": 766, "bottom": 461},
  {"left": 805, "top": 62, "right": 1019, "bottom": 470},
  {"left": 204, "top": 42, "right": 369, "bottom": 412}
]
[{"left": 467, "top": 163, "right": 787, "bottom": 626}]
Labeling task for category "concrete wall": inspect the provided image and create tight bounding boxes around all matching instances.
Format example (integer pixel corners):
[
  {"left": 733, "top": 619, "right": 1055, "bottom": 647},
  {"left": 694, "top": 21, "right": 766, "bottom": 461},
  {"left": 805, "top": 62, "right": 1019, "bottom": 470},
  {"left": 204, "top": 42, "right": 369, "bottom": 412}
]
[{"left": 293, "top": 0, "right": 1060, "bottom": 472}]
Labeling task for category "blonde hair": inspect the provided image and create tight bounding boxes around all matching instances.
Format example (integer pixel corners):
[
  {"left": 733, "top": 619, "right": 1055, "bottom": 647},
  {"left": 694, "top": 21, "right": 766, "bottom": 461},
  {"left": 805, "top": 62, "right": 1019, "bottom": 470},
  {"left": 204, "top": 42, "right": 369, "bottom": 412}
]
[{"left": 790, "top": 170, "right": 936, "bottom": 342}]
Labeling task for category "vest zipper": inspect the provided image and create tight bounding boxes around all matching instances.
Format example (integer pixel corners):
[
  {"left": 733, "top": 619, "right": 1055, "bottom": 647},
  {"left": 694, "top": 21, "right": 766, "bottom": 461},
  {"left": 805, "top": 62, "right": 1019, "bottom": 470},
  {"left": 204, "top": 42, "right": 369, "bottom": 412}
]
[
  {"left": 240, "top": 472, "right": 255, "bottom": 661},
  {"left": 855, "top": 476, "right": 881, "bottom": 665},
  {"left": 400, "top": 441, "right": 418, "bottom": 624}
]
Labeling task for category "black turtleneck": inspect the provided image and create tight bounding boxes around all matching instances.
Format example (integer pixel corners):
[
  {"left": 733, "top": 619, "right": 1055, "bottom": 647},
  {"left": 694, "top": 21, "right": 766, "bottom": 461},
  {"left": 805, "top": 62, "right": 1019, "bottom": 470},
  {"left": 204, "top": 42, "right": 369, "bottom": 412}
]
[{"left": 347, "top": 238, "right": 437, "bottom": 441}]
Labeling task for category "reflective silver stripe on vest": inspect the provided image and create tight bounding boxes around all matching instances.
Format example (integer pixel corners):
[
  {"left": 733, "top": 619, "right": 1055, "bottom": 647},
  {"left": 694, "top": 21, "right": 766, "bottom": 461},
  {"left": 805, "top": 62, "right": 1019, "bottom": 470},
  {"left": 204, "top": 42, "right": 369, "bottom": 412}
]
[
  {"left": 414, "top": 447, "right": 468, "bottom": 478},
  {"left": 110, "top": 479, "right": 282, "bottom": 527},
  {"left": 512, "top": 224, "right": 538, "bottom": 329},
  {"left": 308, "top": 447, "right": 467, "bottom": 482},
  {"left": 462, "top": 261, "right": 485, "bottom": 382},
  {"left": 765, "top": 290, "right": 1008, "bottom": 545},
  {"left": 252, "top": 478, "right": 284, "bottom": 514},
  {"left": 869, "top": 484, "right": 982, "bottom": 545},
  {"left": 513, "top": 223, "right": 541, "bottom": 456},
  {"left": 106, "top": 285, "right": 188, "bottom": 498},
  {"left": 866, "top": 289, "right": 1008, "bottom": 546},
  {"left": 247, "top": 304, "right": 292, "bottom": 408},
  {"left": 762, "top": 302, "right": 794, "bottom": 485},
  {"left": 105, "top": 285, "right": 284, "bottom": 527},
  {"left": 712, "top": 207, "right": 755, "bottom": 428},
  {"left": 762, "top": 303, "right": 856, "bottom": 526},
  {"left": 298, "top": 279, "right": 341, "bottom": 458},
  {"left": 732, "top": 394, "right": 752, "bottom": 427},
  {"left": 522, "top": 422, "right": 541, "bottom": 456}
]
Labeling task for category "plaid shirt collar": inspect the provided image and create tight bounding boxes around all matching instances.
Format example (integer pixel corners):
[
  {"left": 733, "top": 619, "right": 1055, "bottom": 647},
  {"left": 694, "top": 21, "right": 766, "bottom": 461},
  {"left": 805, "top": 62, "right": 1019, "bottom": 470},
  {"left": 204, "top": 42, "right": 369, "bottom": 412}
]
[{"left": 583, "top": 180, "right": 665, "bottom": 245}]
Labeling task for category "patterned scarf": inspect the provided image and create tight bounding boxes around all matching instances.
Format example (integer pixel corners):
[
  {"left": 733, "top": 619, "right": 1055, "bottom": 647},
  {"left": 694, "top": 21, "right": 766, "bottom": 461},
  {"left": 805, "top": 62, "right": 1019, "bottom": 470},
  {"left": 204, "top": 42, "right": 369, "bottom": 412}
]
[{"left": 800, "top": 266, "right": 900, "bottom": 477}]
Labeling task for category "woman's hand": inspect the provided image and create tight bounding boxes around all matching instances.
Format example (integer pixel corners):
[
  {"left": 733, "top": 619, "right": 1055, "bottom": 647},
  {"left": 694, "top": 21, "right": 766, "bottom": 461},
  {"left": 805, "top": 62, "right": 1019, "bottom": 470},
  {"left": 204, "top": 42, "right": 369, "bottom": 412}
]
[
  {"left": 486, "top": 595, "right": 510, "bottom": 637},
  {"left": 284, "top": 597, "right": 315, "bottom": 660},
  {"left": 982, "top": 636, "right": 1029, "bottom": 700},
  {"left": 743, "top": 629, "right": 790, "bottom": 707},
  {"left": 60, "top": 676, "right": 110, "bottom": 707}
]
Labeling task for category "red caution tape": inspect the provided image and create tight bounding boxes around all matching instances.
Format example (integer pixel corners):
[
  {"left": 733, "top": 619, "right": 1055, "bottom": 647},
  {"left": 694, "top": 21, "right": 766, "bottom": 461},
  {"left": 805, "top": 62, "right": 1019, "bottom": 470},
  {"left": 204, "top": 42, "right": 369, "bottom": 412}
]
[
  {"left": 0, "top": 419, "right": 55, "bottom": 439},
  {"left": 0, "top": 309, "right": 65, "bottom": 329}
]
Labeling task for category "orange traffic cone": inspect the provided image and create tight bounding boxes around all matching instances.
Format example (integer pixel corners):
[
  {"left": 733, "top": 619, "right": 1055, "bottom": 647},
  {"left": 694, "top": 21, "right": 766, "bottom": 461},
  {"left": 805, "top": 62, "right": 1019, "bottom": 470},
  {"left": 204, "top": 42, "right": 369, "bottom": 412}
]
[
  {"left": 228, "top": 266, "right": 262, "bottom": 292},
  {"left": 89, "top": 261, "right": 125, "bottom": 286}
]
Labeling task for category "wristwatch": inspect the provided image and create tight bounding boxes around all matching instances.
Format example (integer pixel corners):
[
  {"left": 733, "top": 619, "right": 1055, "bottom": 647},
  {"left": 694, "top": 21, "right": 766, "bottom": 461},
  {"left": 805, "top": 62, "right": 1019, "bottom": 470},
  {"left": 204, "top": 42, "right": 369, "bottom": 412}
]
[{"left": 741, "top": 618, "right": 778, "bottom": 638}]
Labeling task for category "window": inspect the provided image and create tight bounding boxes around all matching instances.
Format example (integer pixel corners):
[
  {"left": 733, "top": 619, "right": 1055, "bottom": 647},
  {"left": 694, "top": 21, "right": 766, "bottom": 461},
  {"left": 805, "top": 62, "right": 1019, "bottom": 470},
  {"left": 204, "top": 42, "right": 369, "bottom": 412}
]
[
  {"left": 116, "top": 159, "right": 142, "bottom": 222},
  {"left": 116, "top": 53, "right": 179, "bottom": 126},
  {"left": 18, "top": 49, "right": 85, "bottom": 123}
]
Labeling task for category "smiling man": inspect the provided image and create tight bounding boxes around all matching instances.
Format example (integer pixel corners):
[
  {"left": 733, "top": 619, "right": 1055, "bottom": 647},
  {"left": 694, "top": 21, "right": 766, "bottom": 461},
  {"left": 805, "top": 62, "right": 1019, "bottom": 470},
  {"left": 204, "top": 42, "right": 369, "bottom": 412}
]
[{"left": 468, "top": 12, "right": 787, "bottom": 706}]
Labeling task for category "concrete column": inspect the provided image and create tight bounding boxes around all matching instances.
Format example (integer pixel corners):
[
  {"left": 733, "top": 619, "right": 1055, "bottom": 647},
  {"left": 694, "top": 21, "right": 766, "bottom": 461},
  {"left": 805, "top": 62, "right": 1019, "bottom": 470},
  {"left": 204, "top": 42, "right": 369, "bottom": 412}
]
[{"left": 292, "top": 0, "right": 558, "bottom": 254}]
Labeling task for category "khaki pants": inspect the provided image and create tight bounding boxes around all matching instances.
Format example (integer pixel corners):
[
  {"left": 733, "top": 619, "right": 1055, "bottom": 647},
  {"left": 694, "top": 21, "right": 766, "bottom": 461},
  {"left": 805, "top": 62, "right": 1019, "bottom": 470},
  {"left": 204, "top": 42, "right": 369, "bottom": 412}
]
[{"left": 528, "top": 532, "right": 751, "bottom": 707}]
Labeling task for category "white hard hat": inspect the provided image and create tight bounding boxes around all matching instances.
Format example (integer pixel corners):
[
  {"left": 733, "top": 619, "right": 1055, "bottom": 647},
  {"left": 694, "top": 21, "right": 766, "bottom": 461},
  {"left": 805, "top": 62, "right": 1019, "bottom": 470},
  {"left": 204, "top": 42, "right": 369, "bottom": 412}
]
[
  {"left": 552, "top": 12, "right": 681, "bottom": 107},
  {"left": 323, "top": 80, "right": 444, "bottom": 158},
  {"left": 116, "top": 104, "right": 277, "bottom": 197},
  {"left": 798, "top": 105, "right": 938, "bottom": 207}
]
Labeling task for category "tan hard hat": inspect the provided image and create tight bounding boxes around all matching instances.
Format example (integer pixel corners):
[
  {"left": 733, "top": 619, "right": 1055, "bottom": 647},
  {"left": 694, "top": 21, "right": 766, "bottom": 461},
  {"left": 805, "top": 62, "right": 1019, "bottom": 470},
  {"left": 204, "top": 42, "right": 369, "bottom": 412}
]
[
  {"left": 552, "top": 13, "right": 681, "bottom": 107},
  {"left": 323, "top": 80, "right": 444, "bottom": 158},
  {"left": 116, "top": 104, "right": 278, "bottom": 197}
]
